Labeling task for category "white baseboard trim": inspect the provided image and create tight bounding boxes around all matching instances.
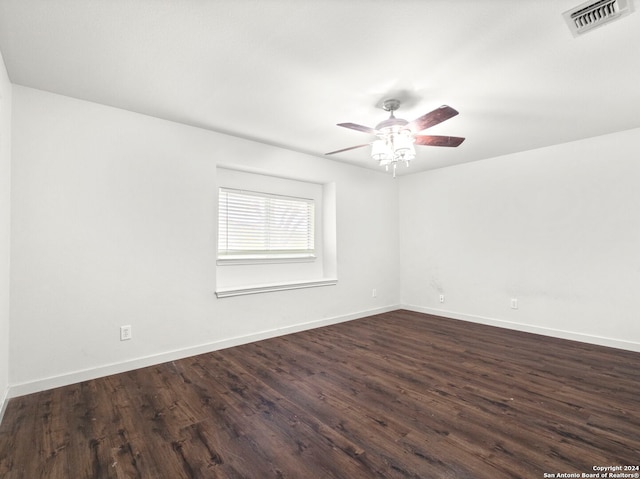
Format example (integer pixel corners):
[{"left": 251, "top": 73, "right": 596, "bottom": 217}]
[
  {"left": 8, "top": 304, "right": 400, "bottom": 399},
  {"left": 402, "top": 304, "right": 640, "bottom": 353},
  {"left": 0, "top": 386, "right": 8, "bottom": 425}
]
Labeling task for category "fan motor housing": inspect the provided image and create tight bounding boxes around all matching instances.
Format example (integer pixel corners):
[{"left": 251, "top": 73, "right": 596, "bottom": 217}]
[{"left": 375, "top": 117, "right": 409, "bottom": 131}]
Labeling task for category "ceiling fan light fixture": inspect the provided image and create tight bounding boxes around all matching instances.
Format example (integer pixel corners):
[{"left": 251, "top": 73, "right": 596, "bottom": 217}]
[
  {"left": 326, "top": 100, "right": 464, "bottom": 177},
  {"left": 392, "top": 129, "right": 415, "bottom": 159},
  {"left": 371, "top": 139, "right": 393, "bottom": 163},
  {"left": 372, "top": 128, "right": 415, "bottom": 176}
]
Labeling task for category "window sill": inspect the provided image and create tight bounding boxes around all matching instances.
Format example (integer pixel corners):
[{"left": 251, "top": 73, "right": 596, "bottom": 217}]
[
  {"left": 215, "top": 278, "right": 337, "bottom": 298},
  {"left": 217, "top": 254, "right": 316, "bottom": 266}
]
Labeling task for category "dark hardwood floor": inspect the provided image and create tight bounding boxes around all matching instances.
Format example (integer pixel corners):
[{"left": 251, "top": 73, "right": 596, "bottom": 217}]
[{"left": 1, "top": 310, "right": 639, "bottom": 478}]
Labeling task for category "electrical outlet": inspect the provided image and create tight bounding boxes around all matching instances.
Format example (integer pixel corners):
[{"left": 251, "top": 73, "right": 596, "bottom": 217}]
[
  {"left": 439, "top": 294, "right": 445, "bottom": 303},
  {"left": 372, "top": 289, "right": 377, "bottom": 298},
  {"left": 120, "top": 325, "right": 132, "bottom": 341},
  {"left": 511, "top": 298, "right": 518, "bottom": 310}
]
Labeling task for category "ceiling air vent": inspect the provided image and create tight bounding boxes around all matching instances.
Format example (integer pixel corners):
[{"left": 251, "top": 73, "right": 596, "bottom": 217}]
[{"left": 563, "top": 0, "right": 633, "bottom": 36}]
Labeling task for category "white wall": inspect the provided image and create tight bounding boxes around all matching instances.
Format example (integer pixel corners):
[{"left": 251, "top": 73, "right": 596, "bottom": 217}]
[
  {"left": 9, "top": 86, "right": 400, "bottom": 395},
  {"left": 399, "top": 127, "right": 640, "bottom": 352},
  {"left": 0, "top": 50, "right": 11, "bottom": 417}
]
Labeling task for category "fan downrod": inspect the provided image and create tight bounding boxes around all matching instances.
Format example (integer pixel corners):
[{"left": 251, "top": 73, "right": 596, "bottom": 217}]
[{"left": 376, "top": 99, "right": 407, "bottom": 130}]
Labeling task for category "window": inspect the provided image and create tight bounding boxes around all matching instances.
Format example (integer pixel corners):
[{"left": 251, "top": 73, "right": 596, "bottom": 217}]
[
  {"left": 218, "top": 187, "right": 315, "bottom": 262},
  {"left": 215, "top": 167, "right": 336, "bottom": 298}
]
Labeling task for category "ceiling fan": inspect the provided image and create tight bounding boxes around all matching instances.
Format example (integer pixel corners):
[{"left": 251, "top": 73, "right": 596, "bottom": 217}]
[{"left": 326, "top": 99, "right": 465, "bottom": 176}]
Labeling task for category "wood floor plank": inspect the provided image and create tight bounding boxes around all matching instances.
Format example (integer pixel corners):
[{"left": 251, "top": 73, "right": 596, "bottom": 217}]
[{"left": 1, "top": 310, "right": 639, "bottom": 478}]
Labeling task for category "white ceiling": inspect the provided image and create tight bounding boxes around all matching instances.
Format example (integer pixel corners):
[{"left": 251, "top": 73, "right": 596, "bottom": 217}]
[{"left": 1, "top": 0, "right": 639, "bottom": 175}]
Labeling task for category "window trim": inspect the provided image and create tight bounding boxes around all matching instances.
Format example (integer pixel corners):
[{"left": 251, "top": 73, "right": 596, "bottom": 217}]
[{"left": 216, "top": 254, "right": 317, "bottom": 266}]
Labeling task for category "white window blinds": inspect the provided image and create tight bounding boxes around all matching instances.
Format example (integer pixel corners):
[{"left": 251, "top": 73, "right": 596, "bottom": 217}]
[{"left": 218, "top": 188, "right": 315, "bottom": 259}]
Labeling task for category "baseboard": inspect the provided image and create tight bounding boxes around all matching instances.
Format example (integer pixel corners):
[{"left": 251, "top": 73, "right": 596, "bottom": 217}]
[
  {"left": 402, "top": 304, "right": 640, "bottom": 353},
  {"left": 0, "top": 386, "right": 8, "bottom": 425},
  {"left": 8, "top": 304, "right": 400, "bottom": 399}
]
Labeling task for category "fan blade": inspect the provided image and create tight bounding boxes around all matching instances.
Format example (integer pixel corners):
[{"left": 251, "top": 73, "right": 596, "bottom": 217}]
[
  {"left": 414, "top": 135, "right": 465, "bottom": 147},
  {"left": 325, "top": 143, "right": 371, "bottom": 155},
  {"left": 408, "top": 105, "right": 459, "bottom": 132},
  {"left": 337, "top": 122, "right": 378, "bottom": 135}
]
